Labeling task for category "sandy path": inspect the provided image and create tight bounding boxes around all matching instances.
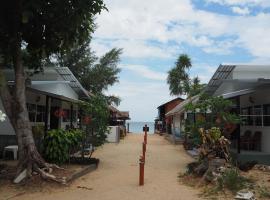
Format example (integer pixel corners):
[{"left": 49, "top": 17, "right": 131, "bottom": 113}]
[{"left": 2, "top": 134, "right": 200, "bottom": 200}]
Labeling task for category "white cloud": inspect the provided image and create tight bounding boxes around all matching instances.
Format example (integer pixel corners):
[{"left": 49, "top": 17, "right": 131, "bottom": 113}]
[
  {"left": 231, "top": 6, "right": 250, "bottom": 15},
  {"left": 121, "top": 65, "right": 167, "bottom": 81},
  {"left": 106, "top": 80, "right": 172, "bottom": 121},
  {"left": 94, "top": 0, "right": 270, "bottom": 121},
  {"left": 93, "top": 0, "right": 270, "bottom": 60},
  {"left": 205, "top": 0, "right": 270, "bottom": 8}
]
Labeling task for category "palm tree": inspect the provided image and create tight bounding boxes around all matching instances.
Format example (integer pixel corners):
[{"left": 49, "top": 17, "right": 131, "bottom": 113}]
[{"left": 167, "top": 54, "right": 192, "bottom": 96}]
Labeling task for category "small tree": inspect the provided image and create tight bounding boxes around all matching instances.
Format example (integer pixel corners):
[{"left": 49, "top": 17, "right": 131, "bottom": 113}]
[{"left": 79, "top": 95, "right": 109, "bottom": 157}]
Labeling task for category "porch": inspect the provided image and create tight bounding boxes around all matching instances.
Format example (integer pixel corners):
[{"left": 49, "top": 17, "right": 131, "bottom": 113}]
[{"left": 230, "top": 148, "right": 270, "bottom": 165}]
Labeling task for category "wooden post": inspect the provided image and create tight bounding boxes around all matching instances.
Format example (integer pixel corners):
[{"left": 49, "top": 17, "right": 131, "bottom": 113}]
[
  {"left": 139, "top": 156, "right": 144, "bottom": 186},
  {"left": 142, "top": 142, "right": 146, "bottom": 160},
  {"left": 127, "top": 123, "right": 129, "bottom": 133},
  {"left": 70, "top": 104, "right": 73, "bottom": 129}
]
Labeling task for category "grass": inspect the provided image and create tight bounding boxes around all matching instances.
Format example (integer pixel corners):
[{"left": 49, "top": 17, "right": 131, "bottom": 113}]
[
  {"left": 217, "top": 167, "right": 254, "bottom": 193},
  {"left": 258, "top": 186, "right": 270, "bottom": 199}
]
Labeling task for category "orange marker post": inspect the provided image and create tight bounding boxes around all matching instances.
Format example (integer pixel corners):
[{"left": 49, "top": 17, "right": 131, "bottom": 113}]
[
  {"left": 142, "top": 142, "right": 146, "bottom": 160},
  {"left": 139, "top": 156, "right": 145, "bottom": 186}
]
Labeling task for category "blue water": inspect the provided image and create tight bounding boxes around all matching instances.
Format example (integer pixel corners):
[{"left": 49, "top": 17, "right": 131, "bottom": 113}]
[{"left": 127, "top": 121, "right": 155, "bottom": 134}]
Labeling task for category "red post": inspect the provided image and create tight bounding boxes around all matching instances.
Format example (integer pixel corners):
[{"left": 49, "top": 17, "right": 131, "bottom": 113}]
[
  {"left": 139, "top": 156, "right": 145, "bottom": 186},
  {"left": 142, "top": 142, "right": 146, "bottom": 160}
]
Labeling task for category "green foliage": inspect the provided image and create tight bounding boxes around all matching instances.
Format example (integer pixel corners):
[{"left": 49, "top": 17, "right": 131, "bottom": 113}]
[
  {"left": 0, "top": 0, "right": 106, "bottom": 68},
  {"left": 44, "top": 129, "right": 85, "bottom": 164},
  {"left": 80, "top": 48, "right": 122, "bottom": 94},
  {"left": 167, "top": 54, "right": 205, "bottom": 97},
  {"left": 80, "top": 94, "right": 109, "bottom": 147},
  {"left": 217, "top": 168, "right": 253, "bottom": 193},
  {"left": 55, "top": 40, "right": 122, "bottom": 105},
  {"left": 185, "top": 95, "right": 241, "bottom": 132}
]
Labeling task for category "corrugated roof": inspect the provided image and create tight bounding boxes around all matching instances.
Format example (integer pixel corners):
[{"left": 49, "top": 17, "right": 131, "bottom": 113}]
[
  {"left": 55, "top": 67, "right": 90, "bottom": 99},
  {"left": 204, "top": 64, "right": 235, "bottom": 96},
  {"left": 157, "top": 97, "right": 184, "bottom": 108},
  {"left": 165, "top": 95, "right": 199, "bottom": 116}
]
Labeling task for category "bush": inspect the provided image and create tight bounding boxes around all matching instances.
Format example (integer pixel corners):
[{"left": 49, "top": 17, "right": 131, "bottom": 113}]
[
  {"left": 217, "top": 168, "right": 252, "bottom": 193},
  {"left": 44, "top": 129, "right": 85, "bottom": 164}
]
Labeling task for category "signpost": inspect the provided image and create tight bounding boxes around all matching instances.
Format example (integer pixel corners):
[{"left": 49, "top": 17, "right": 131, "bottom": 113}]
[{"left": 139, "top": 124, "right": 149, "bottom": 186}]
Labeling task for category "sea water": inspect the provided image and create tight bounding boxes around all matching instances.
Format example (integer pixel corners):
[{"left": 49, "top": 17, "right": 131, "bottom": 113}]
[{"left": 127, "top": 121, "right": 155, "bottom": 134}]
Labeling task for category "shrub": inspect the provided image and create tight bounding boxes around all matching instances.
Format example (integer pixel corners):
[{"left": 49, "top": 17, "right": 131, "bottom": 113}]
[
  {"left": 44, "top": 129, "right": 85, "bottom": 164},
  {"left": 217, "top": 168, "right": 252, "bottom": 193}
]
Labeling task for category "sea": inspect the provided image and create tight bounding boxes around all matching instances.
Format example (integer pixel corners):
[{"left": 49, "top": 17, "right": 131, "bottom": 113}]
[{"left": 127, "top": 121, "right": 155, "bottom": 134}]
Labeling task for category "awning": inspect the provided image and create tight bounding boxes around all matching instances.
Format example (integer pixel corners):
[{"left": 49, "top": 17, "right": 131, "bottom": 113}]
[
  {"left": 166, "top": 95, "right": 199, "bottom": 116},
  {"left": 222, "top": 88, "right": 255, "bottom": 99}
]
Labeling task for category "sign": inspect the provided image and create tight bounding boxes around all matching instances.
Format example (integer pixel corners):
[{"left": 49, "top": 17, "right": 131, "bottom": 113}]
[{"left": 143, "top": 126, "right": 149, "bottom": 132}]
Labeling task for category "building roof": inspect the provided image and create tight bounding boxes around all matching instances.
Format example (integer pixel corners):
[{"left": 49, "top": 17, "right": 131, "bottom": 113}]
[
  {"left": 55, "top": 67, "right": 90, "bottom": 99},
  {"left": 204, "top": 64, "right": 235, "bottom": 96},
  {"left": 157, "top": 97, "right": 184, "bottom": 109},
  {"left": 109, "top": 106, "right": 131, "bottom": 120},
  {"left": 4, "top": 67, "right": 90, "bottom": 100},
  {"left": 204, "top": 64, "right": 270, "bottom": 97},
  {"left": 165, "top": 95, "right": 199, "bottom": 116}
]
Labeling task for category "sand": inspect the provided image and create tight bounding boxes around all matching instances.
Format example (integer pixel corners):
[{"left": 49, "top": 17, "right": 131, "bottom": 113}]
[{"left": 1, "top": 134, "right": 200, "bottom": 200}]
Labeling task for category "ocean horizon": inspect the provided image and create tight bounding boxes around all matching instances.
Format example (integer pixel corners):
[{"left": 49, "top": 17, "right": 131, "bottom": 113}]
[{"left": 127, "top": 121, "right": 155, "bottom": 134}]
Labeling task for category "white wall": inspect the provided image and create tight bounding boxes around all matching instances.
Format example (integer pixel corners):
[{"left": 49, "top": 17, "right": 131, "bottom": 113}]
[
  {"left": 240, "top": 87, "right": 270, "bottom": 153},
  {"left": 107, "top": 126, "right": 120, "bottom": 143}
]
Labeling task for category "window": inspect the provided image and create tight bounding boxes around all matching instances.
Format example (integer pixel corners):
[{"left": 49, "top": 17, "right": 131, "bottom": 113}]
[
  {"left": 241, "top": 107, "right": 253, "bottom": 126},
  {"left": 254, "top": 105, "right": 262, "bottom": 126},
  {"left": 36, "top": 105, "right": 45, "bottom": 122},
  {"left": 27, "top": 104, "right": 36, "bottom": 122},
  {"left": 263, "top": 104, "right": 270, "bottom": 126},
  {"left": 27, "top": 103, "right": 46, "bottom": 123},
  {"left": 62, "top": 109, "right": 70, "bottom": 122}
]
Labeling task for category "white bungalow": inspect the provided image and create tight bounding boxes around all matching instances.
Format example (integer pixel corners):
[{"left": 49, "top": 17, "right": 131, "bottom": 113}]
[
  {"left": 204, "top": 64, "right": 270, "bottom": 164},
  {"left": 165, "top": 95, "right": 199, "bottom": 141},
  {"left": 0, "top": 67, "right": 90, "bottom": 155}
]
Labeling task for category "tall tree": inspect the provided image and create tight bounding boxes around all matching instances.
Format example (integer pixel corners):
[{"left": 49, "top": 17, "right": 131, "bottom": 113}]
[
  {"left": 185, "top": 77, "right": 206, "bottom": 98},
  {"left": 56, "top": 42, "right": 122, "bottom": 106},
  {"left": 167, "top": 54, "right": 191, "bottom": 96},
  {"left": 167, "top": 54, "right": 205, "bottom": 97},
  {"left": 0, "top": 0, "right": 106, "bottom": 182}
]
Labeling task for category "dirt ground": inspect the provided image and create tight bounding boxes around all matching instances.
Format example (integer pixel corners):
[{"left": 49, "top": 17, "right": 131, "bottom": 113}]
[{"left": 0, "top": 134, "right": 200, "bottom": 200}]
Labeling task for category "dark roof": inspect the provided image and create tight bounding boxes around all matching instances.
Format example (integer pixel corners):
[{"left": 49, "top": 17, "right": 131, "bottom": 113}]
[
  {"left": 204, "top": 64, "right": 235, "bottom": 96},
  {"left": 157, "top": 97, "right": 184, "bottom": 109}
]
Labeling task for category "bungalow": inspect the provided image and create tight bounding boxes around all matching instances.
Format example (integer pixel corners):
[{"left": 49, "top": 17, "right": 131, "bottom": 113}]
[
  {"left": 165, "top": 95, "right": 199, "bottom": 140},
  {"left": 108, "top": 105, "right": 130, "bottom": 142},
  {"left": 0, "top": 67, "right": 90, "bottom": 155},
  {"left": 204, "top": 64, "right": 270, "bottom": 165},
  {"left": 155, "top": 97, "right": 184, "bottom": 134}
]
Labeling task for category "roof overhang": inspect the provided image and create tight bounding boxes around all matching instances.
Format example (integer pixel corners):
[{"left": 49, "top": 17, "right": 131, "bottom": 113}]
[{"left": 166, "top": 95, "right": 199, "bottom": 116}]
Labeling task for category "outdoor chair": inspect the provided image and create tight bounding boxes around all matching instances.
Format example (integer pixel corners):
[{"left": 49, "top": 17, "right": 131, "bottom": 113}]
[
  {"left": 251, "top": 131, "right": 262, "bottom": 151},
  {"left": 240, "top": 130, "right": 252, "bottom": 150}
]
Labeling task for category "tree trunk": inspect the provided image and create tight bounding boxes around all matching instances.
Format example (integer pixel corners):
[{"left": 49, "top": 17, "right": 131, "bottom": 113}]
[{"left": 1, "top": 38, "right": 65, "bottom": 184}]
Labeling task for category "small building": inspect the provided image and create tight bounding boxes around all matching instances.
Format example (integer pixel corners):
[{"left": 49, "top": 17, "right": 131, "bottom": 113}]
[
  {"left": 165, "top": 95, "right": 199, "bottom": 139},
  {"left": 108, "top": 106, "right": 130, "bottom": 142},
  {"left": 156, "top": 97, "right": 184, "bottom": 134},
  {"left": 204, "top": 64, "right": 270, "bottom": 164},
  {"left": 0, "top": 67, "right": 90, "bottom": 154}
]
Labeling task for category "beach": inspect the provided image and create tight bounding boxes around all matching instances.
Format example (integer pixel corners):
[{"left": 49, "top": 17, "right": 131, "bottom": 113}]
[{"left": 1, "top": 134, "right": 199, "bottom": 200}]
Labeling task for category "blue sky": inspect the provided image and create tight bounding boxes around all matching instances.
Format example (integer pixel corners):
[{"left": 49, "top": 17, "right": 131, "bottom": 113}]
[{"left": 92, "top": 0, "right": 270, "bottom": 121}]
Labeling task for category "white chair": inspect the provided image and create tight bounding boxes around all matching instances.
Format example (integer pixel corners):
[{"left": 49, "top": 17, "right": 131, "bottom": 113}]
[{"left": 3, "top": 145, "right": 18, "bottom": 160}]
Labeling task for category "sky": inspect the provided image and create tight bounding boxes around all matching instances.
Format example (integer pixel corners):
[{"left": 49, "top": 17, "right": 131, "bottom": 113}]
[{"left": 92, "top": 0, "right": 270, "bottom": 122}]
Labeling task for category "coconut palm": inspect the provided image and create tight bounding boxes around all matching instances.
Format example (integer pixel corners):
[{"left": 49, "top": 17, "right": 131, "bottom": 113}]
[{"left": 167, "top": 54, "right": 192, "bottom": 96}]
